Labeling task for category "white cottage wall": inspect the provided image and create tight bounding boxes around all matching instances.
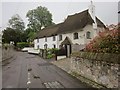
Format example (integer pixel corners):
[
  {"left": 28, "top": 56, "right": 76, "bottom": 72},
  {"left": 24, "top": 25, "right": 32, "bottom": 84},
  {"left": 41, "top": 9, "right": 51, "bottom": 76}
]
[
  {"left": 34, "top": 36, "right": 58, "bottom": 49},
  {"left": 57, "top": 25, "right": 97, "bottom": 47}
]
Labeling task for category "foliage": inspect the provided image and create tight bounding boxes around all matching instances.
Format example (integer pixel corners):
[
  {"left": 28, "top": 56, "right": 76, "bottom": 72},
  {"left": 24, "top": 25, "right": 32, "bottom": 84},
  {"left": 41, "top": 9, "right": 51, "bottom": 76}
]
[
  {"left": 47, "top": 54, "right": 55, "bottom": 59},
  {"left": 23, "top": 27, "right": 37, "bottom": 42},
  {"left": 2, "top": 27, "right": 27, "bottom": 45},
  {"left": 8, "top": 14, "right": 25, "bottom": 31},
  {"left": 3, "top": 14, "right": 26, "bottom": 45},
  {"left": 26, "top": 6, "right": 54, "bottom": 32},
  {"left": 85, "top": 26, "right": 119, "bottom": 53},
  {"left": 16, "top": 42, "right": 30, "bottom": 49},
  {"left": 46, "top": 48, "right": 59, "bottom": 59},
  {"left": 2, "top": 28, "right": 18, "bottom": 44},
  {"left": 47, "top": 48, "right": 59, "bottom": 54}
]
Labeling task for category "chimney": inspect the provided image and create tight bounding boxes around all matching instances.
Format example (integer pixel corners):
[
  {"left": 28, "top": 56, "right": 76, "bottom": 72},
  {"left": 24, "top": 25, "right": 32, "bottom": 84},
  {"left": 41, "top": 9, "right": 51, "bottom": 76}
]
[{"left": 88, "top": 1, "right": 97, "bottom": 29}]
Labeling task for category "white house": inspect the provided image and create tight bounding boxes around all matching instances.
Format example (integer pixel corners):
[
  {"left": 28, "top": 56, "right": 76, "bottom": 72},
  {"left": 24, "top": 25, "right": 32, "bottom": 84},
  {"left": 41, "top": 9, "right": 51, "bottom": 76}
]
[
  {"left": 34, "top": 2, "right": 106, "bottom": 52},
  {"left": 34, "top": 23, "right": 61, "bottom": 49}
]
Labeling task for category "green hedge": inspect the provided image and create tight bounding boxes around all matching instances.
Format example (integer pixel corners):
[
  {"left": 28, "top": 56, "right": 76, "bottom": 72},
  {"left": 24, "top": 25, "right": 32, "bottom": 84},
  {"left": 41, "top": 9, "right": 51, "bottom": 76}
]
[{"left": 17, "top": 42, "right": 30, "bottom": 49}]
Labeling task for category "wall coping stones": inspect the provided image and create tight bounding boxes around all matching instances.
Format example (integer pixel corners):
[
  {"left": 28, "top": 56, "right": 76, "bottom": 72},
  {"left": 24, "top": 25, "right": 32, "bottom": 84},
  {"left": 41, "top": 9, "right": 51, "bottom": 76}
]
[{"left": 71, "top": 52, "right": 120, "bottom": 64}]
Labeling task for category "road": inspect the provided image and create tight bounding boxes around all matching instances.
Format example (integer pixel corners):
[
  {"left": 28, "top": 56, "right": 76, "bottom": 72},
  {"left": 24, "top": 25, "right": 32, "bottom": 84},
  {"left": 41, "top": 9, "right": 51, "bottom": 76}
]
[{"left": 2, "top": 51, "right": 91, "bottom": 88}]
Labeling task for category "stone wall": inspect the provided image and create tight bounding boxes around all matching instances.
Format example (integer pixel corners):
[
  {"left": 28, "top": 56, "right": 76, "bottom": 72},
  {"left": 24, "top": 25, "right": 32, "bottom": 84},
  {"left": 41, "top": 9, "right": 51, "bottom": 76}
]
[
  {"left": 70, "top": 52, "right": 120, "bottom": 88},
  {"left": 2, "top": 45, "right": 14, "bottom": 61}
]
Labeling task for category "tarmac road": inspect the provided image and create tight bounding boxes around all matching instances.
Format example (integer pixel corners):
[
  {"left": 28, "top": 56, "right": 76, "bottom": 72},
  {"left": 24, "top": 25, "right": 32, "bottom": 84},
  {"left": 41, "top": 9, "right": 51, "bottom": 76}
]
[{"left": 2, "top": 51, "right": 91, "bottom": 88}]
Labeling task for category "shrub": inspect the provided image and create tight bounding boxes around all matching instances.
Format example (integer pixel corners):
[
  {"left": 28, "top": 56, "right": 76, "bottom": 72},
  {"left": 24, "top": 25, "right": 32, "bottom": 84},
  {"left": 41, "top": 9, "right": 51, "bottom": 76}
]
[
  {"left": 17, "top": 42, "right": 30, "bottom": 49},
  {"left": 85, "top": 25, "right": 119, "bottom": 54},
  {"left": 47, "top": 48, "right": 59, "bottom": 54},
  {"left": 46, "top": 48, "right": 59, "bottom": 59},
  {"left": 47, "top": 54, "right": 55, "bottom": 59}
]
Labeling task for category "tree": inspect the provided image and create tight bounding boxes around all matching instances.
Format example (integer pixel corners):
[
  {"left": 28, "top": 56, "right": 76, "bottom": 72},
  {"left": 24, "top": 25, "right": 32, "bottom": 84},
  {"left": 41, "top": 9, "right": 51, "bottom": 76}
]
[
  {"left": 2, "top": 28, "right": 18, "bottom": 45},
  {"left": 2, "top": 27, "right": 28, "bottom": 46},
  {"left": 26, "top": 6, "right": 54, "bottom": 32},
  {"left": 8, "top": 14, "right": 25, "bottom": 31},
  {"left": 24, "top": 28, "right": 36, "bottom": 42},
  {"left": 3, "top": 14, "right": 26, "bottom": 45}
]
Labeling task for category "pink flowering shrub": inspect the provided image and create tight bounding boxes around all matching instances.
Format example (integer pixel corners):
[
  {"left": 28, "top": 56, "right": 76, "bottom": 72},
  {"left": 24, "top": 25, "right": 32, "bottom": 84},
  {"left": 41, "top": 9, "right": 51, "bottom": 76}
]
[{"left": 85, "top": 25, "right": 119, "bottom": 53}]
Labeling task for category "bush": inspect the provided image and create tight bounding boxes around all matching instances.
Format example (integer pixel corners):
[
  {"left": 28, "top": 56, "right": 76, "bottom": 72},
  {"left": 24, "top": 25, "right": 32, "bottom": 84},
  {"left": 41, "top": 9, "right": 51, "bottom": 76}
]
[
  {"left": 46, "top": 48, "right": 59, "bottom": 59},
  {"left": 47, "top": 54, "right": 55, "bottom": 59},
  {"left": 47, "top": 48, "right": 59, "bottom": 54},
  {"left": 17, "top": 42, "right": 30, "bottom": 49},
  {"left": 85, "top": 25, "right": 119, "bottom": 54}
]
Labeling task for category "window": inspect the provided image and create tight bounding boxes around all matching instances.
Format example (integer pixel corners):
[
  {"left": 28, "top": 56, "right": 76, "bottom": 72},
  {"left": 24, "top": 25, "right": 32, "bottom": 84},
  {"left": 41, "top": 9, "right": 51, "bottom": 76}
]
[
  {"left": 44, "top": 44, "right": 48, "bottom": 49},
  {"left": 37, "top": 45, "right": 39, "bottom": 49},
  {"left": 53, "top": 36, "right": 56, "bottom": 41},
  {"left": 86, "top": 31, "right": 91, "bottom": 39},
  {"left": 74, "top": 33, "right": 78, "bottom": 39},
  {"left": 45, "top": 37, "right": 47, "bottom": 42},
  {"left": 59, "top": 35, "right": 62, "bottom": 41},
  {"left": 53, "top": 44, "right": 56, "bottom": 48},
  {"left": 37, "top": 39, "right": 39, "bottom": 43}
]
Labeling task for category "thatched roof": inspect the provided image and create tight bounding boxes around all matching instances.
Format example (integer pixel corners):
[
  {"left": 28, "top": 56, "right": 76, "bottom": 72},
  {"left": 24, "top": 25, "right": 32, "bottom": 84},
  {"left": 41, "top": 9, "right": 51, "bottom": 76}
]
[
  {"left": 35, "top": 9, "right": 106, "bottom": 39},
  {"left": 35, "top": 23, "right": 62, "bottom": 39},
  {"left": 57, "top": 9, "right": 106, "bottom": 34}
]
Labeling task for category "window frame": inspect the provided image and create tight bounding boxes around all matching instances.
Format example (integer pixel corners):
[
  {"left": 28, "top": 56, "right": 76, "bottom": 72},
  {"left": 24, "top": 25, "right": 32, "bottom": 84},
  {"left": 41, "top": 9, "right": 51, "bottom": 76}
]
[
  {"left": 73, "top": 32, "right": 79, "bottom": 39},
  {"left": 53, "top": 36, "right": 56, "bottom": 41},
  {"left": 86, "top": 31, "right": 91, "bottom": 39},
  {"left": 53, "top": 44, "right": 56, "bottom": 48},
  {"left": 37, "top": 45, "right": 39, "bottom": 49},
  {"left": 59, "top": 35, "right": 62, "bottom": 41}
]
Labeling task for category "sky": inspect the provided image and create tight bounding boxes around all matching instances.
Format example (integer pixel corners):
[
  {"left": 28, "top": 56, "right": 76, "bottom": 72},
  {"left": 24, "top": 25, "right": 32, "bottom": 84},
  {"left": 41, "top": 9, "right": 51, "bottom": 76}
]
[{"left": 0, "top": 0, "right": 119, "bottom": 30}]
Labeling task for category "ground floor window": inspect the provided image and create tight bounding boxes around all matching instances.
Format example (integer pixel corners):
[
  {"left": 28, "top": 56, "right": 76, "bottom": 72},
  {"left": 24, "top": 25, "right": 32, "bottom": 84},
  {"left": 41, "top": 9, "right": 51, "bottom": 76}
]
[
  {"left": 37, "top": 45, "right": 39, "bottom": 49},
  {"left": 53, "top": 44, "right": 56, "bottom": 48},
  {"left": 44, "top": 44, "right": 48, "bottom": 49}
]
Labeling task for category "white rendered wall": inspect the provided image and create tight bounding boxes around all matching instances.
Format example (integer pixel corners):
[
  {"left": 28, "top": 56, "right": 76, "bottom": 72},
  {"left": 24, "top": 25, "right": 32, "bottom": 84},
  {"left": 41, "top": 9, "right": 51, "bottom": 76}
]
[
  {"left": 57, "top": 25, "right": 103, "bottom": 48},
  {"left": 34, "top": 36, "right": 57, "bottom": 49}
]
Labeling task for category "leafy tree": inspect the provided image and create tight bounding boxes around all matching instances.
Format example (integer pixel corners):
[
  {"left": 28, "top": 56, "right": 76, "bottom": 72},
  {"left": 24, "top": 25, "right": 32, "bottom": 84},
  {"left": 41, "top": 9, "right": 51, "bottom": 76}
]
[
  {"left": 2, "top": 28, "right": 17, "bottom": 45},
  {"left": 26, "top": 6, "right": 54, "bottom": 32},
  {"left": 3, "top": 14, "right": 26, "bottom": 45},
  {"left": 23, "top": 28, "right": 36, "bottom": 42},
  {"left": 8, "top": 14, "right": 25, "bottom": 31},
  {"left": 2, "top": 27, "right": 28, "bottom": 46}
]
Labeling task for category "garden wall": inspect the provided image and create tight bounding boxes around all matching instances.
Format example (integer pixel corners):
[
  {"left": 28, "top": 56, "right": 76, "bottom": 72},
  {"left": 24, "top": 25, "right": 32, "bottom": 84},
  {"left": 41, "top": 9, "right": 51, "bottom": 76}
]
[
  {"left": 70, "top": 52, "right": 120, "bottom": 88},
  {"left": 2, "top": 45, "right": 15, "bottom": 61}
]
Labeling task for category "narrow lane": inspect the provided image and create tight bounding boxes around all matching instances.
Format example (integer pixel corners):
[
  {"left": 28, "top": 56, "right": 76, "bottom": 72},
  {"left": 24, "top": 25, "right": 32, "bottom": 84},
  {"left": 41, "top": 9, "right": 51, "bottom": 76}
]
[{"left": 2, "top": 51, "right": 91, "bottom": 88}]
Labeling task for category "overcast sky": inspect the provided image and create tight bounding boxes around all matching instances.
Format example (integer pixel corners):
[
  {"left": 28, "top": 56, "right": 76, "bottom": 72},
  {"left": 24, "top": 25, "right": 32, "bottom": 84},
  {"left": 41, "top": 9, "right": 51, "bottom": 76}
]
[{"left": 0, "top": 0, "right": 119, "bottom": 30}]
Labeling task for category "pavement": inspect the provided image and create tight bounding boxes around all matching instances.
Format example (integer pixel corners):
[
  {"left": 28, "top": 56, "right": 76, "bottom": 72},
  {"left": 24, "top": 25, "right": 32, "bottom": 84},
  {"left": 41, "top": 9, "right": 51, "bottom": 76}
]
[{"left": 2, "top": 51, "right": 92, "bottom": 88}]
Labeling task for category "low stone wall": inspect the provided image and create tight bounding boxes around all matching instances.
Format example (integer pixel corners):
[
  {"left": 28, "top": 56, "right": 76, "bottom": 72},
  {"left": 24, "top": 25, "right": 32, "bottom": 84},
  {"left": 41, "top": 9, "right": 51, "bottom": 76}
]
[
  {"left": 70, "top": 52, "right": 119, "bottom": 88},
  {"left": 2, "top": 45, "right": 15, "bottom": 61}
]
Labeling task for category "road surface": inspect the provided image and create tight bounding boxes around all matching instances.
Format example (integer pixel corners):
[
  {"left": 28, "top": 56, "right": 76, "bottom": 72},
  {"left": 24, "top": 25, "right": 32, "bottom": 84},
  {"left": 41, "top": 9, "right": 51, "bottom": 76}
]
[{"left": 2, "top": 51, "right": 91, "bottom": 88}]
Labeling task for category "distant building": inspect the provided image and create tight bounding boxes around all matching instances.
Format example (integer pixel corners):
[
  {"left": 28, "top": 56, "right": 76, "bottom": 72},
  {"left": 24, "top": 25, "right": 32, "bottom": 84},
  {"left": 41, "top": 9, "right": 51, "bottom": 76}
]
[{"left": 34, "top": 1, "right": 106, "bottom": 52}]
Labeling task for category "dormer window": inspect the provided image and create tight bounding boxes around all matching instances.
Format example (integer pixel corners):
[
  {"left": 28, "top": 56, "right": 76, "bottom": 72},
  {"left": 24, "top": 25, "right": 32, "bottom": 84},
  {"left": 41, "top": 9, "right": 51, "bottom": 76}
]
[
  {"left": 86, "top": 31, "right": 91, "bottom": 39},
  {"left": 74, "top": 33, "right": 78, "bottom": 39}
]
